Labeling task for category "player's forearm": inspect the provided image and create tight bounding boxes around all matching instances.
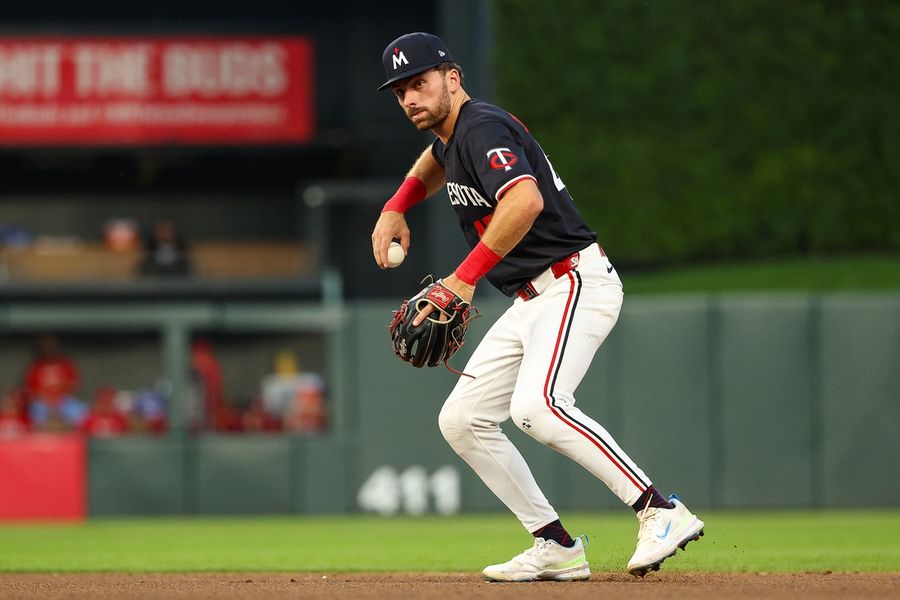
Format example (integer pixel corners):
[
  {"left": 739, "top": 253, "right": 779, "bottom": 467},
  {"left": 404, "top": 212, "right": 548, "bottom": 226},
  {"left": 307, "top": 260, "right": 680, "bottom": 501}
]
[
  {"left": 383, "top": 146, "right": 445, "bottom": 214},
  {"left": 453, "top": 179, "right": 543, "bottom": 287},
  {"left": 479, "top": 180, "right": 543, "bottom": 256}
]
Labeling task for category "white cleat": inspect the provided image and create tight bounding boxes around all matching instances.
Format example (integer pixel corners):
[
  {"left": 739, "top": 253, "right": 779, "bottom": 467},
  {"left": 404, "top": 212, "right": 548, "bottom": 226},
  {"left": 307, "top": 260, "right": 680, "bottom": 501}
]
[
  {"left": 627, "top": 495, "right": 705, "bottom": 577},
  {"left": 482, "top": 536, "right": 591, "bottom": 582}
]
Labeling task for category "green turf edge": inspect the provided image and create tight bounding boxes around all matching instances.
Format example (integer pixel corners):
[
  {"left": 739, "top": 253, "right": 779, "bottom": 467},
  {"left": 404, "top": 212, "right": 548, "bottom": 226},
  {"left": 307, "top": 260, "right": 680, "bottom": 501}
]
[{"left": 1, "top": 509, "right": 898, "bottom": 573}]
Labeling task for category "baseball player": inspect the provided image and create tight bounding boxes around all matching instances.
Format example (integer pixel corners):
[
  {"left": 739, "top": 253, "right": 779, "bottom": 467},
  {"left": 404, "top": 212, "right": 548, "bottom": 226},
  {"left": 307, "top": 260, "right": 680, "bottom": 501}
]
[{"left": 371, "top": 32, "right": 704, "bottom": 581}]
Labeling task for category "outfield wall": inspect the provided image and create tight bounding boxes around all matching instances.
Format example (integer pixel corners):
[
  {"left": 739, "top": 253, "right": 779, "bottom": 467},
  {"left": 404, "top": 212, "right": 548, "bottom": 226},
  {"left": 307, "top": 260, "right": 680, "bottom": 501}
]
[
  {"left": 2, "top": 293, "right": 898, "bottom": 517},
  {"left": 346, "top": 293, "right": 899, "bottom": 514}
]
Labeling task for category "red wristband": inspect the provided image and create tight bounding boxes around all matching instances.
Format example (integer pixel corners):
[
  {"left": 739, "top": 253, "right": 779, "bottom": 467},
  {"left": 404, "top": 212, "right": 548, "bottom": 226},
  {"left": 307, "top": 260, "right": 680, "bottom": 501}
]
[
  {"left": 455, "top": 241, "right": 502, "bottom": 285},
  {"left": 382, "top": 177, "right": 427, "bottom": 213}
]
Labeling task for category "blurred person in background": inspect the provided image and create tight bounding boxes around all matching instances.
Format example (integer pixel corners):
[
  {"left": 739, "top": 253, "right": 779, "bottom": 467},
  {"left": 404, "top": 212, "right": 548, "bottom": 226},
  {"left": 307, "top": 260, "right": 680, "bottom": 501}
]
[
  {"left": 261, "top": 348, "right": 327, "bottom": 433},
  {"left": 132, "top": 388, "right": 168, "bottom": 434},
  {"left": 281, "top": 374, "right": 327, "bottom": 433},
  {"left": 24, "top": 334, "right": 80, "bottom": 401},
  {"left": 80, "top": 386, "right": 130, "bottom": 437},
  {"left": 138, "top": 218, "right": 193, "bottom": 277},
  {"left": 24, "top": 334, "right": 88, "bottom": 431},
  {"left": 190, "top": 339, "right": 240, "bottom": 431},
  {"left": 261, "top": 348, "right": 304, "bottom": 417},
  {"left": 241, "top": 394, "right": 283, "bottom": 433},
  {"left": 0, "top": 389, "right": 29, "bottom": 437}
]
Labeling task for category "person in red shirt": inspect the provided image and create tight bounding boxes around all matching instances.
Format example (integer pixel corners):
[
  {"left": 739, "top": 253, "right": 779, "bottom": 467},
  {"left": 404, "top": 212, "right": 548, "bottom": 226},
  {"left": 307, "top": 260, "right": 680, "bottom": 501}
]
[
  {"left": 24, "top": 334, "right": 87, "bottom": 431},
  {"left": 24, "top": 334, "right": 80, "bottom": 403},
  {"left": 0, "top": 389, "right": 29, "bottom": 437},
  {"left": 80, "top": 386, "right": 130, "bottom": 437},
  {"left": 190, "top": 339, "right": 239, "bottom": 431}
]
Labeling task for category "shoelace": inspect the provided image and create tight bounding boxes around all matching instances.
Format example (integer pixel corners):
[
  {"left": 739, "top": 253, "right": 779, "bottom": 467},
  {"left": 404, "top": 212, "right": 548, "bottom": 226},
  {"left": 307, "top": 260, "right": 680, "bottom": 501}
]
[
  {"left": 636, "top": 507, "right": 664, "bottom": 542},
  {"left": 516, "top": 538, "right": 557, "bottom": 562}
]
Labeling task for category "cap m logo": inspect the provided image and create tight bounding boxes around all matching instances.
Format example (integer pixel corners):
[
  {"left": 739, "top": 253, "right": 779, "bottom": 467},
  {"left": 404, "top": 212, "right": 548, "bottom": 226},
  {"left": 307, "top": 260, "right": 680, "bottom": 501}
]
[{"left": 392, "top": 48, "right": 409, "bottom": 70}]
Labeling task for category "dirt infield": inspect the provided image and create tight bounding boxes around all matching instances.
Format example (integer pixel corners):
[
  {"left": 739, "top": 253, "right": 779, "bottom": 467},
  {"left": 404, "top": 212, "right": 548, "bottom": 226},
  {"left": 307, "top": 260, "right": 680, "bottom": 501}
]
[{"left": 1, "top": 572, "right": 898, "bottom": 599}]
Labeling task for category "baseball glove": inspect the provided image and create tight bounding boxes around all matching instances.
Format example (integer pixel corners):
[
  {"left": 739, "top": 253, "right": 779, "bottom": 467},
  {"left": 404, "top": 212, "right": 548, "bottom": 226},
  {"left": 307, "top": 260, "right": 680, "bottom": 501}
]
[{"left": 389, "top": 277, "right": 479, "bottom": 376}]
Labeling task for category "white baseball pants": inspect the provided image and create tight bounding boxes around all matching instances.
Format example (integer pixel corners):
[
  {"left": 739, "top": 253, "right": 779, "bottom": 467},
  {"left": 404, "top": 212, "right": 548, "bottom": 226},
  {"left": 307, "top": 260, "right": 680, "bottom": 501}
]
[{"left": 438, "top": 243, "right": 652, "bottom": 532}]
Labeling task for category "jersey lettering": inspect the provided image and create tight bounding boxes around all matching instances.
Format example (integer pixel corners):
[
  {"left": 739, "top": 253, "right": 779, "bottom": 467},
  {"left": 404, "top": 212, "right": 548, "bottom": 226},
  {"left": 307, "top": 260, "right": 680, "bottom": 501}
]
[{"left": 447, "top": 181, "right": 492, "bottom": 208}]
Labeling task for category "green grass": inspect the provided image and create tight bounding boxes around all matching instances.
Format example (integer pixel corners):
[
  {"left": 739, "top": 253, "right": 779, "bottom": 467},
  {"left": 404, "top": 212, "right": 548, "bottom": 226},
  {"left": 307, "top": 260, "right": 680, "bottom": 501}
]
[
  {"left": 619, "top": 255, "right": 900, "bottom": 294},
  {"left": 1, "top": 509, "right": 898, "bottom": 573}
]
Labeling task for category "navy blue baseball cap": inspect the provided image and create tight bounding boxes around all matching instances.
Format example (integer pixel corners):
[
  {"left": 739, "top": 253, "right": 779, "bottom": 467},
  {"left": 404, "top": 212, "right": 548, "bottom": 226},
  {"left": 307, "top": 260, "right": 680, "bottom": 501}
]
[{"left": 378, "top": 32, "right": 454, "bottom": 91}]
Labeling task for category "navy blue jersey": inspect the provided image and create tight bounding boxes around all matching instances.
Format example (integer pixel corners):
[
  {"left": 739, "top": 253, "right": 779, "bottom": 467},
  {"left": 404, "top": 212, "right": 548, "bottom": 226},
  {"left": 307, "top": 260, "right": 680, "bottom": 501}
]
[{"left": 431, "top": 99, "right": 597, "bottom": 297}]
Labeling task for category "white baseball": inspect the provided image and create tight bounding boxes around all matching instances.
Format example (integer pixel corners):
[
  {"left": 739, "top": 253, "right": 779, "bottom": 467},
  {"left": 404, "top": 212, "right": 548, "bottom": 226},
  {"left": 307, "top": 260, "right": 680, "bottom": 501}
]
[{"left": 387, "top": 241, "right": 406, "bottom": 268}]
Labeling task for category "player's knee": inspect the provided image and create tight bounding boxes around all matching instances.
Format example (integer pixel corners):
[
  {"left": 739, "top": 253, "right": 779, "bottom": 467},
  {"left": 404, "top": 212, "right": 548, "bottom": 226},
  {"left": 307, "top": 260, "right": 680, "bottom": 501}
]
[
  {"left": 510, "top": 396, "right": 543, "bottom": 435},
  {"left": 438, "top": 402, "right": 469, "bottom": 448}
]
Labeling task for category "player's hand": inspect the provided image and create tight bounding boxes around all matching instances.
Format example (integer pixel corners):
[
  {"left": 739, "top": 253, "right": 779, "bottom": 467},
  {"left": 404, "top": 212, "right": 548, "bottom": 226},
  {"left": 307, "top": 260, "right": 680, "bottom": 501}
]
[
  {"left": 413, "top": 273, "right": 475, "bottom": 326},
  {"left": 371, "top": 211, "right": 410, "bottom": 269}
]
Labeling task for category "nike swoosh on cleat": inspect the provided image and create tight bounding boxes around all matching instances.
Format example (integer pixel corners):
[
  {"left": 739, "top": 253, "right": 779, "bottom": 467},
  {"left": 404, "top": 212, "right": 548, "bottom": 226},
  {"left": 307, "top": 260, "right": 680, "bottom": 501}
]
[
  {"left": 656, "top": 523, "right": 671, "bottom": 540},
  {"left": 607, "top": 265, "right": 614, "bottom": 273}
]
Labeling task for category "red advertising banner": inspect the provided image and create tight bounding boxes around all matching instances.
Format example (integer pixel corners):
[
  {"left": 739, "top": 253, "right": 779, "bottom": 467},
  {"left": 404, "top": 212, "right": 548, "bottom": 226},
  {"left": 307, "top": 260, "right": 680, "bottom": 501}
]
[
  {"left": 0, "top": 36, "right": 314, "bottom": 145},
  {"left": 0, "top": 434, "right": 86, "bottom": 520}
]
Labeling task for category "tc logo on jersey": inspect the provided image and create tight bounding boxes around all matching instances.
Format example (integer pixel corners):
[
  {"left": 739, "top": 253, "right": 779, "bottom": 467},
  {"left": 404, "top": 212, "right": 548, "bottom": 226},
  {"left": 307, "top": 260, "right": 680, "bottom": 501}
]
[
  {"left": 486, "top": 148, "right": 518, "bottom": 172},
  {"left": 392, "top": 48, "right": 409, "bottom": 70}
]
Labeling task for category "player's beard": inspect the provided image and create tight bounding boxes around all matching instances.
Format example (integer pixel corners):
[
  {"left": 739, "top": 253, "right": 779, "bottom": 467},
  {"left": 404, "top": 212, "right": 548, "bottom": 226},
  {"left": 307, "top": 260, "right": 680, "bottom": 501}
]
[{"left": 407, "top": 80, "right": 451, "bottom": 131}]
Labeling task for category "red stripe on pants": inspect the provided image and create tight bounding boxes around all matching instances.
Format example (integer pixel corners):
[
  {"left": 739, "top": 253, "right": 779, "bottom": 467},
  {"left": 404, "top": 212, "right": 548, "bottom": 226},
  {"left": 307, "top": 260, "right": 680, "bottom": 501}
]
[{"left": 541, "top": 272, "right": 646, "bottom": 492}]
